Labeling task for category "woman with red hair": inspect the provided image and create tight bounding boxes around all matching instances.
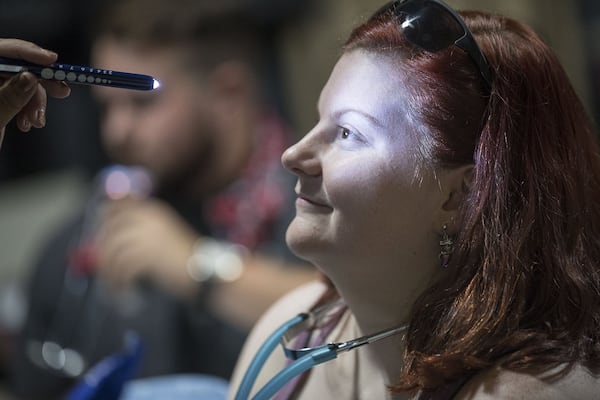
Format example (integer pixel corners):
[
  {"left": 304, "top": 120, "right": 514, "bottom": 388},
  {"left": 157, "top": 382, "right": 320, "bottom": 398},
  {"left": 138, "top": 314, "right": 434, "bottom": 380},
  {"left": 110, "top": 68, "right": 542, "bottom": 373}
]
[{"left": 230, "top": 0, "right": 600, "bottom": 399}]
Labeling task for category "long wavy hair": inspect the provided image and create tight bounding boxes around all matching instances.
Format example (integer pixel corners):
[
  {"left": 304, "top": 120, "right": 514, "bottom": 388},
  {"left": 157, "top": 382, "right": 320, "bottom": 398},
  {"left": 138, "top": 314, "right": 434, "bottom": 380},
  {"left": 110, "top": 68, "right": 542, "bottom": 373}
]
[{"left": 345, "top": 6, "right": 600, "bottom": 392}]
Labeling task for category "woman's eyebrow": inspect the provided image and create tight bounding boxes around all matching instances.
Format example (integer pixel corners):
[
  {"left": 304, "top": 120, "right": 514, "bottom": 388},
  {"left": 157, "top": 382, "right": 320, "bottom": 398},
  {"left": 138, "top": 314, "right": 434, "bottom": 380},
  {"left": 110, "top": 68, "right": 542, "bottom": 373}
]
[{"left": 332, "top": 108, "right": 384, "bottom": 128}]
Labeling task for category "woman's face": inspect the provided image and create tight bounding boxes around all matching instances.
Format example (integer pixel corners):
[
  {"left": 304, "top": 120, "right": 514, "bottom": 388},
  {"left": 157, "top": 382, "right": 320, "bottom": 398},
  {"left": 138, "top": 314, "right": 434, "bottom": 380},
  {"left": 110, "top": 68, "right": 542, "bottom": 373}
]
[{"left": 282, "top": 50, "right": 450, "bottom": 304}]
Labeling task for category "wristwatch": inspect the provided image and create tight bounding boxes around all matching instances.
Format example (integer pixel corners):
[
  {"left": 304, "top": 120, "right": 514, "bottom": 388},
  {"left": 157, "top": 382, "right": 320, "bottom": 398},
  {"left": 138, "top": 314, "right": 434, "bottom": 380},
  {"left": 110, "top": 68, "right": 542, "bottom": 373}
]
[{"left": 187, "top": 238, "right": 248, "bottom": 283}]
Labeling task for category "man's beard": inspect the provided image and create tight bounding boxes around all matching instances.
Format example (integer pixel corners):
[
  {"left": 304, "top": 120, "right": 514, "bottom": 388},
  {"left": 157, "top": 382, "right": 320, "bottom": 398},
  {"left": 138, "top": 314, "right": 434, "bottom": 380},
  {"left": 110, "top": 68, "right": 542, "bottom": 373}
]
[{"left": 153, "top": 137, "right": 217, "bottom": 201}]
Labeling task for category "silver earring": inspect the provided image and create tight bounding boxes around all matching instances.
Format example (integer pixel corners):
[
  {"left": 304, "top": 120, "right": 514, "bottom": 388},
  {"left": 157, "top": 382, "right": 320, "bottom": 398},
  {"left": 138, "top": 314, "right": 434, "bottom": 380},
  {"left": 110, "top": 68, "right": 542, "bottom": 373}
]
[{"left": 439, "top": 224, "right": 454, "bottom": 268}]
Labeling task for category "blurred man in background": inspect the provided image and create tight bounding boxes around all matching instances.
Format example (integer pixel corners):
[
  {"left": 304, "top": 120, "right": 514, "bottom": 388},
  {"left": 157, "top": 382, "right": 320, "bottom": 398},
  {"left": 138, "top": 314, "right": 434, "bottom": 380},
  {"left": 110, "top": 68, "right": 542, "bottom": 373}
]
[{"left": 10, "top": 0, "right": 315, "bottom": 398}]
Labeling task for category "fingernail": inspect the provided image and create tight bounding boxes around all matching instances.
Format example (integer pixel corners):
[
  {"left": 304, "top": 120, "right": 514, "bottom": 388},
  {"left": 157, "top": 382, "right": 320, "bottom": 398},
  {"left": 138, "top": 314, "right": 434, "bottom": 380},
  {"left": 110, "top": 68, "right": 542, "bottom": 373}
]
[
  {"left": 35, "top": 109, "right": 46, "bottom": 127},
  {"left": 21, "top": 118, "right": 31, "bottom": 132},
  {"left": 17, "top": 73, "right": 37, "bottom": 92},
  {"left": 61, "top": 81, "right": 71, "bottom": 96},
  {"left": 43, "top": 49, "right": 58, "bottom": 58}
]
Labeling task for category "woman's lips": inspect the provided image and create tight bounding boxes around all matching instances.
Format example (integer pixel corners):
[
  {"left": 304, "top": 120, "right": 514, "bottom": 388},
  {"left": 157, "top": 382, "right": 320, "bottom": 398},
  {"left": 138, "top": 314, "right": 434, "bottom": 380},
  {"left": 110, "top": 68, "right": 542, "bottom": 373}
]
[{"left": 295, "top": 193, "right": 331, "bottom": 210}]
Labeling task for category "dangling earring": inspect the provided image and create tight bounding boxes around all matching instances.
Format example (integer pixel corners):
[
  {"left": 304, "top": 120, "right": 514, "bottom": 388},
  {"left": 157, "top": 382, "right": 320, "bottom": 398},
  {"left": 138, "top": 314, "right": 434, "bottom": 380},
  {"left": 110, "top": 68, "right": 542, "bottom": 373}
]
[{"left": 439, "top": 224, "right": 454, "bottom": 268}]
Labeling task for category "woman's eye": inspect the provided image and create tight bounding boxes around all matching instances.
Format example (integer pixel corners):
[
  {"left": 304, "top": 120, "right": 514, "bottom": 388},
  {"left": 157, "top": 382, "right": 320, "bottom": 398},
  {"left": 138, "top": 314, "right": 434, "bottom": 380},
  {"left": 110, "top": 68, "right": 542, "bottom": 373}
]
[{"left": 335, "top": 125, "right": 366, "bottom": 145}]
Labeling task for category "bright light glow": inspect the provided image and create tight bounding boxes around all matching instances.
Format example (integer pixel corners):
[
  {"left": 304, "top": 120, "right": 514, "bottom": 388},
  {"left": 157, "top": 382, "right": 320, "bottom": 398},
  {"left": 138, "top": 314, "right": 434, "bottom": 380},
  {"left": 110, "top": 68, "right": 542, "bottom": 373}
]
[
  {"left": 153, "top": 79, "right": 161, "bottom": 90},
  {"left": 104, "top": 170, "right": 131, "bottom": 200},
  {"left": 401, "top": 16, "right": 417, "bottom": 30}
]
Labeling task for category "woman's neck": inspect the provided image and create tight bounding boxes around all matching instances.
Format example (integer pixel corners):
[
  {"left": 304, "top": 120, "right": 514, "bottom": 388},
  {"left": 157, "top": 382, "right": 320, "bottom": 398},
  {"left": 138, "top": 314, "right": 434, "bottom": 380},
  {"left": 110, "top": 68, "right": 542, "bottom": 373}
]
[{"left": 335, "top": 293, "right": 407, "bottom": 388}]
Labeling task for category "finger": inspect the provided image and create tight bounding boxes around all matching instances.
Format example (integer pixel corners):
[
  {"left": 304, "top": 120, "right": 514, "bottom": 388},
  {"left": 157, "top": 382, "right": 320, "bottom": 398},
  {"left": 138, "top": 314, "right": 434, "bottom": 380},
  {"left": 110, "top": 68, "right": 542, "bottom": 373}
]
[
  {"left": 103, "top": 198, "right": 145, "bottom": 226},
  {"left": 99, "top": 203, "right": 132, "bottom": 234},
  {"left": 39, "top": 80, "right": 71, "bottom": 99},
  {"left": 18, "top": 82, "right": 47, "bottom": 130},
  {"left": 0, "top": 40, "right": 69, "bottom": 100},
  {"left": 96, "top": 230, "right": 128, "bottom": 277},
  {"left": 97, "top": 238, "right": 143, "bottom": 287},
  {"left": 96, "top": 211, "right": 144, "bottom": 256},
  {"left": 0, "top": 72, "right": 38, "bottom": 131},
  {"left": 0, "top": 39, "right": 57, "bottom": 65}
]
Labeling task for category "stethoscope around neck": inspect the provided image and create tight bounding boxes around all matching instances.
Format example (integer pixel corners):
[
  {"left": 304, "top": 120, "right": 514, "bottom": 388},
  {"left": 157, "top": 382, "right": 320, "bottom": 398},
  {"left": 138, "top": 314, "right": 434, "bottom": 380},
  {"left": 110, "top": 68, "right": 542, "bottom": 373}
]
[{"left": 234, "top": 300, "right": 408, "bottom": 400}]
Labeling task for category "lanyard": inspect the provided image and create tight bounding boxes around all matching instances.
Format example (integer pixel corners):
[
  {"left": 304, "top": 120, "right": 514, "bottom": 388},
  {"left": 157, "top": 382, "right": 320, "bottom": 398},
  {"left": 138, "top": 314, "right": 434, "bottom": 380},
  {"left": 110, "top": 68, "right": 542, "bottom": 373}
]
[{"left": 234, "top": 310, "right": 407, "bottom": 400}]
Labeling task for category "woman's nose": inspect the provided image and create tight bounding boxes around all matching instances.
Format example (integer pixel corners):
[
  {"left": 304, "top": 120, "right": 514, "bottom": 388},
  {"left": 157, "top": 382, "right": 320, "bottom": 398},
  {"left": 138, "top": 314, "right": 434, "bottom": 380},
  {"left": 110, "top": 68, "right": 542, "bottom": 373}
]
[{"left": 281, "top": 130, "right": 322, "bottom": 177}]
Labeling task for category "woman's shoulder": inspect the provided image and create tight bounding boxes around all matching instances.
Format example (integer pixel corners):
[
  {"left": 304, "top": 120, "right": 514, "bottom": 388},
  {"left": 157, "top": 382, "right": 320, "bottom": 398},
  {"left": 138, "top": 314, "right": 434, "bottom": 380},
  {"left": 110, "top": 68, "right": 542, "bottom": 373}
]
[{"left": 454, "top": 363, "right": 600, "bottom": 400}]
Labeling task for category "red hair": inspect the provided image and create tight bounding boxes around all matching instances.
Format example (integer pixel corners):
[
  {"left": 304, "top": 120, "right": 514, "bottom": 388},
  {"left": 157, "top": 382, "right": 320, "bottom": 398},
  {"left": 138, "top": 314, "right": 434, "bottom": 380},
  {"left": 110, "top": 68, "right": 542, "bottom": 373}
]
[{"left": 346, "top": 8, "right": 600, "bottom": 392}]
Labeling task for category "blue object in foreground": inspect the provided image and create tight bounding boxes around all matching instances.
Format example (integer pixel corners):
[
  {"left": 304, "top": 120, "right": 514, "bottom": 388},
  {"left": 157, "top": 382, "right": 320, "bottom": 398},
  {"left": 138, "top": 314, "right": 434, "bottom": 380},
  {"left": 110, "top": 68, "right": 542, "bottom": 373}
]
[
  {"left": 121, "top": 374, "right": 229, "bottom": 400},
  {"left": 66, "top": 332, "right": 144, "bottom": 400}
]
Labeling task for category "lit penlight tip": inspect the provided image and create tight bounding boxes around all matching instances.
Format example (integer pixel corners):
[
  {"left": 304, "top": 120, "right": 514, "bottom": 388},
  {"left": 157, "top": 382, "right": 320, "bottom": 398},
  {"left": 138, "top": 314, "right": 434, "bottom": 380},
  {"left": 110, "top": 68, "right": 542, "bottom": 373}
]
[{"left": 152, "top": 79, "right": 161, "bottom": 90}]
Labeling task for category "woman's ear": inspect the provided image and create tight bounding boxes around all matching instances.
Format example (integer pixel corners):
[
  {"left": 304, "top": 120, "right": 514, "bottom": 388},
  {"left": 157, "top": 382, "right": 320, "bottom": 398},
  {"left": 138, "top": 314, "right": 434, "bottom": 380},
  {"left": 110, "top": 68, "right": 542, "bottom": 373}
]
[{"left": 436, "top": 165, "right": 474, "bottom": 233}]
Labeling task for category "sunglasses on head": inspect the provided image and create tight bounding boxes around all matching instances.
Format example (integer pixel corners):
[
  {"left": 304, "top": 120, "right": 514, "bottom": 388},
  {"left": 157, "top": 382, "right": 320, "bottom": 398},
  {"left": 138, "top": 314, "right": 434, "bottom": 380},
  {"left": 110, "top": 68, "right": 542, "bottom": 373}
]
[{"left": 374, "top": 0, "right": 493, "bottom": 91}]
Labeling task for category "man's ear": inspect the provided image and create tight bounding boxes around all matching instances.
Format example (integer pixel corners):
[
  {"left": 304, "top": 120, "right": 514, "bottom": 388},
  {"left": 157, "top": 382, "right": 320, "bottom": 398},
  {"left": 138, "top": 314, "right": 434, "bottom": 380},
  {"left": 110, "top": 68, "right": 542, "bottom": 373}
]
[{"left": 435, "top": 165, "right": 474, "bottom": 233}]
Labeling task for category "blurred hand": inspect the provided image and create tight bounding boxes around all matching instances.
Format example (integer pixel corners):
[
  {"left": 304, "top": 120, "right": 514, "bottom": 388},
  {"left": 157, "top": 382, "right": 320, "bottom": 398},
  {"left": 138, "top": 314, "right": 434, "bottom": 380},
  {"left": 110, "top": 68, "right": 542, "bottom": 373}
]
[
  {"left": 96, "top": 197, "right": 199, "bottom": 297},
  {"left": 0, "top": 39, "right": 71, "bottom": 144}
]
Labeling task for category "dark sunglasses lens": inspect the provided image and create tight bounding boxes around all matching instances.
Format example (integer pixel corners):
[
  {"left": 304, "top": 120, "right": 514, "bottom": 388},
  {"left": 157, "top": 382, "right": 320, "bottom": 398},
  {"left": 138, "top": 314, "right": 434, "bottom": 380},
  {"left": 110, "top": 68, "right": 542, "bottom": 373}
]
[{"left": 397, "top": 2, "right": 465, "bottom": 52}]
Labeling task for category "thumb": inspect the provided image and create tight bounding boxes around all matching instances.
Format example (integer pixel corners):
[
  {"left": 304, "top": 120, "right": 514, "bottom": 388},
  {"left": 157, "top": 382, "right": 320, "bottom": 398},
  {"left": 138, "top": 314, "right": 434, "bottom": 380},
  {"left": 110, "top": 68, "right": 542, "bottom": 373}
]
[{"left": 0, "top": 72, "right": 38, "bottom": 129}]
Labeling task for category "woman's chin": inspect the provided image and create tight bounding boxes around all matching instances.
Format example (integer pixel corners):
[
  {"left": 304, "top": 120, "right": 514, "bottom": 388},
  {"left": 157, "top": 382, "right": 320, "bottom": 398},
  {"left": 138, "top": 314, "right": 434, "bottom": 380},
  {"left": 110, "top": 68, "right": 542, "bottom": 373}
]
[{"left": 285, "top": 225, "right": 325, "bottom": 265}]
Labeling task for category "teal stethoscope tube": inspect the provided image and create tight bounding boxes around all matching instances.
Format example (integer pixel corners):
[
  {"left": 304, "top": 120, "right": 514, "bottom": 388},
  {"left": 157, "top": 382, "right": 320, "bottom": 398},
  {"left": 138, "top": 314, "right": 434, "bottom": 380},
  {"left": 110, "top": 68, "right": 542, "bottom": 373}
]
[
  {"left": 234, "top": 310, "right": 407, "bottom": 399},
  {"left": 234, "top": 314, "right": 306, "bottom": 400},
  {"left": 252, "top": 345, "right": 338, "bottom": 399}
]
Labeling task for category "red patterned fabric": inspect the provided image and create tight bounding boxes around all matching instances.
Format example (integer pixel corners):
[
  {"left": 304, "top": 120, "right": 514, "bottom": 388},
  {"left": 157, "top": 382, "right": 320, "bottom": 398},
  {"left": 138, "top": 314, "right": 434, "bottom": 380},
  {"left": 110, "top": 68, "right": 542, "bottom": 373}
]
[{"left": 205, "top": 111, "right": 291, "bottom": 249}]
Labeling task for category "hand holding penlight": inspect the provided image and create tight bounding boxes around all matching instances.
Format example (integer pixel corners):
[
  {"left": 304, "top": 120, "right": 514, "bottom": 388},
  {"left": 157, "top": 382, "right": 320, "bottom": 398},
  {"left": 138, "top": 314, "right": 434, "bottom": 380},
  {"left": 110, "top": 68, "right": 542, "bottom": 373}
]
[{"left": 0, "top": 57, "right": 160, "bottom": 91}]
